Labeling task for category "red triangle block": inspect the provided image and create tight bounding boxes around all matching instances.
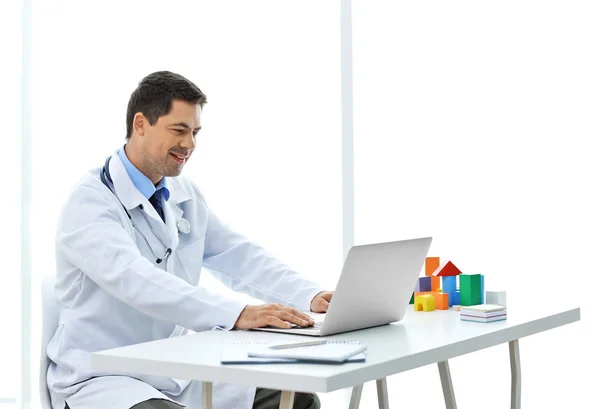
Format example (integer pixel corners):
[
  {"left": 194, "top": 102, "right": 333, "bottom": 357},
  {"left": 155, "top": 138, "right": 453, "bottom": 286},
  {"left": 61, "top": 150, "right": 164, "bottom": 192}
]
[{"left": 432, "top": 260, "right": 463, "bottom": 277}]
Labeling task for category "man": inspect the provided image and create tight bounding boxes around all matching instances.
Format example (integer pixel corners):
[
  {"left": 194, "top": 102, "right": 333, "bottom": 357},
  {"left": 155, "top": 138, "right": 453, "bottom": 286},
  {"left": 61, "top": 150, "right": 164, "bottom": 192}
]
[{"left": 46, "top": 71, "right": 333, "bottom": 409}]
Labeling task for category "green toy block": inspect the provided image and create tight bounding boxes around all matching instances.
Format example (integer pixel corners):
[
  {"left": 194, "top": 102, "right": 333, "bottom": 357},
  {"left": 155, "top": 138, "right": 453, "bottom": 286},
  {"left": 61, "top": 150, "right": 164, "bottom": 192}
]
[
  {"left": 459, "top": 274, "right": 482, "bottom": 306},
  {"left": 409, "top": 292, "right": 414, "bottom": 304}
]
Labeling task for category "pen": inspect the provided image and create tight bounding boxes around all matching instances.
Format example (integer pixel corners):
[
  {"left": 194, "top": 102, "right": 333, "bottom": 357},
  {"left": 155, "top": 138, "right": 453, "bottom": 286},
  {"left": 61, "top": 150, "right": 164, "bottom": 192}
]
[{"left": 270, "top": 340, "right": 328, "bottom": 350}]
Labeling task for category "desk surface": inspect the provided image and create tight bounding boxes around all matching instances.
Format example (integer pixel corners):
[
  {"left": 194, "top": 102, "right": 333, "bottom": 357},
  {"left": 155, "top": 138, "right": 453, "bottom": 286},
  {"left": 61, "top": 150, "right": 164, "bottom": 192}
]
[{"left": 92, "top": 305, "right": 580, "bottom": 393}]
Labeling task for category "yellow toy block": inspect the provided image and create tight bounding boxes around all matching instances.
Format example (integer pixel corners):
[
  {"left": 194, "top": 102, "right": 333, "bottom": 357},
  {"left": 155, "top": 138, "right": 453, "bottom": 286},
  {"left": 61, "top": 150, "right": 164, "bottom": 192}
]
[{"left": 414, "top": 294, "right": 436, "bottom": 312}]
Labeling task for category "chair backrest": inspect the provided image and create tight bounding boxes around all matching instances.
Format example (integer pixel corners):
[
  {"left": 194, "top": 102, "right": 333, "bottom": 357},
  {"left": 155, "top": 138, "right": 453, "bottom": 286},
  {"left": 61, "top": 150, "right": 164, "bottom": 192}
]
[{"left": 40, "top": 275, "right": 59, "bottom": 409}]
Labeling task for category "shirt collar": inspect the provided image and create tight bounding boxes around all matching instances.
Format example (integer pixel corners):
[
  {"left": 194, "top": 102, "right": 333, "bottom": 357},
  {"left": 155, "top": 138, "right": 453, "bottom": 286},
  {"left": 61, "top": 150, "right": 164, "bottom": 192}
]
[{"left": 117, "top": 145, "right": 170, "bottom": 201}]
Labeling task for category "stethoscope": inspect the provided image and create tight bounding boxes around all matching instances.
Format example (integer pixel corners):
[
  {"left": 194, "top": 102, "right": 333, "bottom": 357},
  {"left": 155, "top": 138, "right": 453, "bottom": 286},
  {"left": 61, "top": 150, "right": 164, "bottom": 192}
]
[{"left": 100, "top": 156, "right": 191, "bottom": 264}]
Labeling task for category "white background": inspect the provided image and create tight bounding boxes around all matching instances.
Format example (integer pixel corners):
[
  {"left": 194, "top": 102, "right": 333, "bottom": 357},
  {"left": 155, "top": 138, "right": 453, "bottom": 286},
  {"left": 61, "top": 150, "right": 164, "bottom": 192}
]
[
  {"left": 352, "top": 1, "right": 598, "bottom": 408},
  {"left": 0, "top": 0, "right": 23, "bottom": 401},
  {"left": 1, "top": 1, "right": 598, "bottom": 408}
]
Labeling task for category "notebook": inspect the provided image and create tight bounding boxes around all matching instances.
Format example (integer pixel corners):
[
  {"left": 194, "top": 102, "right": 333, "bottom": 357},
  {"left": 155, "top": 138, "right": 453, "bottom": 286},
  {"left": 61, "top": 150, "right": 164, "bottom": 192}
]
[
  {"left": 221, "top": 341, "right": 367, "bottom": 365},
  {"left": 247, "top": 340, "right": 367, "bottom": 363}
]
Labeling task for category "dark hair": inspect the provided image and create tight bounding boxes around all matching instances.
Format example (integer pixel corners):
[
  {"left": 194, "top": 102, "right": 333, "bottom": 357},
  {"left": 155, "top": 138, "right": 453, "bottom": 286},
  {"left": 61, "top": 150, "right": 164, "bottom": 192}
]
[{"left": 125, "top": 71, "right": 207, "bottom": 140}]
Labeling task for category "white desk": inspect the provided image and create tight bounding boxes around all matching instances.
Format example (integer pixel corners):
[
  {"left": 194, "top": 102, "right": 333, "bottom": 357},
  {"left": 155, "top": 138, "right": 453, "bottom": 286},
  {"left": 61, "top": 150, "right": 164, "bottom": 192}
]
[{"left": 92, "top": 305, "right": 580, "bottom": 409}]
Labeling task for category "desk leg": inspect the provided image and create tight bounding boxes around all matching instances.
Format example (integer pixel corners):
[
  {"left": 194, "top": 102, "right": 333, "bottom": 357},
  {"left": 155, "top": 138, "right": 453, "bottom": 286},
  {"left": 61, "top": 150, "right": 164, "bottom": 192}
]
[
  {"left": 437, "top": 360, "right": 458, "bottom": 409},
  {"left": 202, "top": 382, "right": 213, "bottom": 409},
  {"left": 509, "top": 340, "right": 521, "bottom": 409},
  {"left": 376, "top": 378, "right": 389, "bottom": 409},
  {"left": 348, "top": 384, "right": 363, "bottom": 409},
  {"left": 279, "top": 391, "right": 295, "bottom": 409}
]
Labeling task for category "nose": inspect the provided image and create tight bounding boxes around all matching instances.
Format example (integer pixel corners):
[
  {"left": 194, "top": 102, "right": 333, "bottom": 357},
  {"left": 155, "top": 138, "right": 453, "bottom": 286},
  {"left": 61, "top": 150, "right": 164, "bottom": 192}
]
[{"left": 181, "top": 131, "right": 196, "bottom": 151}]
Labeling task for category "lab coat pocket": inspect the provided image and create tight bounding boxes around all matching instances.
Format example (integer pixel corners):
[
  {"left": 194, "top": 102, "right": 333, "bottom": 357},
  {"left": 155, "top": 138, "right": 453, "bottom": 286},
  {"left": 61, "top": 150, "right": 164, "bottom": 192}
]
[{"left": 176, "top": 235, "right": 206, "bottom": 285}]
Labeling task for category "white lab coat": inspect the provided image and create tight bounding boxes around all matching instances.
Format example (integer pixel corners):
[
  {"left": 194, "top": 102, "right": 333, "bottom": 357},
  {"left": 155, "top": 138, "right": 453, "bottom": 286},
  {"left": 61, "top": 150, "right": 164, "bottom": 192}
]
[{"left": 47, "top": 152, "right": 325, "bottom": 409}]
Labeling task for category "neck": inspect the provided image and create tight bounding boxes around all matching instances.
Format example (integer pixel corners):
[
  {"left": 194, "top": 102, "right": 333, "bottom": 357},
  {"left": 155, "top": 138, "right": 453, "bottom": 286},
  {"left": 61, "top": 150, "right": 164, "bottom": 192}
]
[{"left": 124, "top": 143, "right": 162, "bottom": 185}]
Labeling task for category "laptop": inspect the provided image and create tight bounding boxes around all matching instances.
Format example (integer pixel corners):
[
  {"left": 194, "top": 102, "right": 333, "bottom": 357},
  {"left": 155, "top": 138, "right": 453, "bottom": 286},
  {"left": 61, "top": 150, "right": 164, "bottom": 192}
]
[{"left": 251, "top": 236, "right": 432, "bottom": 336}]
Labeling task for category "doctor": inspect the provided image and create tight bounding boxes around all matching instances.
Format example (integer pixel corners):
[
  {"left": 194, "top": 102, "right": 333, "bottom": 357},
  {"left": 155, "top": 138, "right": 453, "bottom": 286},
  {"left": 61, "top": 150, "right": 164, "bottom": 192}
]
[{"left": 46, "top": 71, "right": 333, "bottom": 409}]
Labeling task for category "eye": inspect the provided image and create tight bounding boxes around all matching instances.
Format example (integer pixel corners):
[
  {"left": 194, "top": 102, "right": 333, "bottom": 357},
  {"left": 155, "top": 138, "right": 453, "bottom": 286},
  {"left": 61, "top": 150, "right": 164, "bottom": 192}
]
[{"left": 172, "top": 129, "right": 184, "bottom": 134}]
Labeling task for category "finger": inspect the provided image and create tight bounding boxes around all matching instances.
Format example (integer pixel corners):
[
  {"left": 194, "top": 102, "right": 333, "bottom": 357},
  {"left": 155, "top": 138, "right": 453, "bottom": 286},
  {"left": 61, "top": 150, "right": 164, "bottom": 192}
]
[
  {"left": 323, "top": 292, "right": 333, "bottom": 302},
  {"left": 263, "top": 315, "right": 292, "bottom": 328},
  {"left": 270, "top": 305, "right": 313, "bottom": 325},
  {"left": 283, "top": 307, "right": 314, "bottom": 325},
  {"left": 276, "top": 310, "right": 311, "bottom": 327},
  {"left": 316, "top": 298, "right": 330, "bottom": 312}
]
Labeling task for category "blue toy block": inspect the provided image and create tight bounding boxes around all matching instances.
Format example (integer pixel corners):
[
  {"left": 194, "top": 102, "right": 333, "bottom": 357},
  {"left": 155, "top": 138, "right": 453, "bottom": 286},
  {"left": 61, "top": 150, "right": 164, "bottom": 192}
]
[
  {"left": 450, "top": 290, "right": 460, "bottom": 307},
  {"left": 416, "top": 276, "right": 432, "bottom": 292},
  {"left": 480, "top": 275, "right": 485, "bottom": 304},
  {"left": 442, "top": 276, "right": 457, "bottom": 294}
]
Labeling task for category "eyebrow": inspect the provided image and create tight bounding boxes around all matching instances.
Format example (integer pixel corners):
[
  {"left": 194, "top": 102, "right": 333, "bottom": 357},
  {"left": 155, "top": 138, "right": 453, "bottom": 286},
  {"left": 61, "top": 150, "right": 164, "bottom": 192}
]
[{"left": 170, "top": 122, "right": 202, "bottom": 131}]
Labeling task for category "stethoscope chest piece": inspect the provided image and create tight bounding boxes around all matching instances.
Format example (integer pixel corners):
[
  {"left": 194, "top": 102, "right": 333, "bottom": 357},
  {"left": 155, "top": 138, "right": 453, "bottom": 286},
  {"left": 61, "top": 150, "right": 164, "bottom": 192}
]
[{"left": 177, "top": 218, "right": 191, "bottom": 234}]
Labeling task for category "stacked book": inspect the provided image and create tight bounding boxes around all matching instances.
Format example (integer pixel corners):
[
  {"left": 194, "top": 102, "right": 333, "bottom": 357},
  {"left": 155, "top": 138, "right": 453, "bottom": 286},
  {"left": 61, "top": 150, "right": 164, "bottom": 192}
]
[{"left": 460, "top": 304, "right": 507, "bottom": 323}]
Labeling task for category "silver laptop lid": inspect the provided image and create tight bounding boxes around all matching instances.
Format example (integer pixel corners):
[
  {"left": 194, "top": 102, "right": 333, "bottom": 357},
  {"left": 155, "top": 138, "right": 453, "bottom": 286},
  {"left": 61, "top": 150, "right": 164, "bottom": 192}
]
[{"left": 319, "top": 236, "right": 432, "bottom": 336}]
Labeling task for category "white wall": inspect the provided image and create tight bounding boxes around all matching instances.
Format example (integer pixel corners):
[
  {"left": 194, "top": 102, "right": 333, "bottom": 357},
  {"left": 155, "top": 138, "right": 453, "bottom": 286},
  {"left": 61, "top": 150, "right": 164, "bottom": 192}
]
[
  {"left": 0, "top": 0, "right": 23, "bottom": 401},
  {"left": 352, "top": 1, "right": 599, "bottom": 408},
  {"left": 3, "top": 0, "right": 597, "bottom": 408},
  {"left": 28, "top": 0, "right": 341, "bottom": 406}
]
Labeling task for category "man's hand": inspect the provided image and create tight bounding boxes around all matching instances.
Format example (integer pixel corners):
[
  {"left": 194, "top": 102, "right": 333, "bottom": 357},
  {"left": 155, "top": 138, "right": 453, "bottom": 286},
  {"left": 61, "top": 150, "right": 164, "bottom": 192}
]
[
  {"left": 310, "top": 291, "right": 334, "bottom": 313},
  {"left": 234, "top": 304, "right": 315, "bottom": 330}
]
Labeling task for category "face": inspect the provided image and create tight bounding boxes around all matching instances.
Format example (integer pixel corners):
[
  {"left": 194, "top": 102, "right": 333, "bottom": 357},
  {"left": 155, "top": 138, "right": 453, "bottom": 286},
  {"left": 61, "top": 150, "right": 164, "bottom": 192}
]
[{"left": 132, "top": 99, "right": 202, "bottom": 184}]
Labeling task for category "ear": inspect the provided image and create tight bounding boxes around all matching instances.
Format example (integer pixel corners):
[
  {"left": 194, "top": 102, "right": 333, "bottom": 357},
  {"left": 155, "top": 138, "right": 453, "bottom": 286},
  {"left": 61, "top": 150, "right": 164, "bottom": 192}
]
[{"left": 132, "top": 112, "right": 146, "bottom": 138}]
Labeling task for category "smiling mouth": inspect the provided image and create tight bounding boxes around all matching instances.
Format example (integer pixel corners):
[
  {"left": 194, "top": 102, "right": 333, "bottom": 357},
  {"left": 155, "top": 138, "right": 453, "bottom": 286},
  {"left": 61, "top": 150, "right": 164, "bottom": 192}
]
[{"left": 170, "top": 152, "right": 188, "bottom": 165}]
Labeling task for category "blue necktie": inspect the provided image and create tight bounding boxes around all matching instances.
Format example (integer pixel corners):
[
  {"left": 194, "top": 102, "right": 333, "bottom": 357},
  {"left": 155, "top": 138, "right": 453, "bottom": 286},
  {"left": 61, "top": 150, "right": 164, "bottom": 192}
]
[{"left": 148, "top": 190, "right": 165, "bottom": 222}]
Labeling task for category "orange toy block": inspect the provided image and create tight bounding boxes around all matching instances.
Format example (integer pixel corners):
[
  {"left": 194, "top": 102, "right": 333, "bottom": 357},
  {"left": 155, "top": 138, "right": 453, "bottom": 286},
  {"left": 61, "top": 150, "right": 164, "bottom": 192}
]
[
  {"left": 426, "top": 257, "right": 440, "bottom": 276},
  {"left": 433, "top": 292, "right": 449, "bottom": 310},
  {"left": 415, "top": 291, "right": 435, "bottom": 297},
  {"left": 414, "top": 294, "right": 436, "bottom": 312},
  {"left": 432, "top": 260, "right": 463, "bottom": 277},
  {"left": 431, "top": 276, "right": 441, "bottom": 292}
]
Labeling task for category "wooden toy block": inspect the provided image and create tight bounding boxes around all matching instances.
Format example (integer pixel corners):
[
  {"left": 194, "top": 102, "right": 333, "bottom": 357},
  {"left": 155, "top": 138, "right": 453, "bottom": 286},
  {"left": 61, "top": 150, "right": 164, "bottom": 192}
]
[
  {"left": 450, "top": 290, "right": 460, "bottom": 307},
  {"left": 409, "top": 292, "right": 414, "bottom": 304},
  {"left": 452, "top": 305, "right": 461, "bottom": 311},
  {"left": 432, "top": 260, "right": 463, "bottom": 277},
  {"left": 431, "top": 275, "right": 441, "bottom": 293},
  {"left": 415, "top": 291, "right": 435, "bottom": 297},
  {"left": 459, "top": 274, "right": 482, "bottom": 306},
  {"left": 442, "top": 276, "right": 457, "bottom": 293},
  {"left": 414, "top": 294, "right": 436, "bottom": 312},
  {"left": 434, "top": 292, "right": 449, "bottom": 310},
  {"left": 480, "top": 275, "right": 485, "bottom": 304},
  {"left": 486, "top": 291, "right": 507, "bottom": 306},
  {"left": 425, "top": 257, "right": 440, "bottom": 276},
  {"left": 415, "top": 276, "right": 432, "bottom": 292}
]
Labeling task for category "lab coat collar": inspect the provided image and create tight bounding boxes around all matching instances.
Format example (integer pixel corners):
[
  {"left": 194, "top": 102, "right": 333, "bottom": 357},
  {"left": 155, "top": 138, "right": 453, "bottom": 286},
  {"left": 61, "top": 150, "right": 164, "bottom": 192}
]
[
  {"left": 164, "top": 177, "right": 192, "bottom": 205},
  {"left": 109, "top": 152, "right": 147, "bottom": 211}
]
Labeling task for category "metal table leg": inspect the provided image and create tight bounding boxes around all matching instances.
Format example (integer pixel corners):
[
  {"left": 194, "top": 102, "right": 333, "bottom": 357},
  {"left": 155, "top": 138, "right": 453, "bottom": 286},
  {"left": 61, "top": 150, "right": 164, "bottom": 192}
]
[
  {"left": 202, "top": 382, "right": 213, "bottom": 409},
  {"left": 279, "top": 391, "right": 295, "bottom": 409},
  {"left": 438, "top": 360, "right": 458, "bottom": 409},
  {"left": 376, "top": 378, "right": 389, "bottom": 409},
  {"left": 348, "top": 384, "right": 364, "bottom": 409},
  {"left": 509, "top": 340, "right": 521, "bottom": 409}
]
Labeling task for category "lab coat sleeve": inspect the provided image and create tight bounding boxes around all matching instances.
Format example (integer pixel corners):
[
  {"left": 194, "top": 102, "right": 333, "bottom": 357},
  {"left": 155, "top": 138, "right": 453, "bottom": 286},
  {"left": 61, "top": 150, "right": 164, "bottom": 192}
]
[
  {"left": 57, "top": 184, "right": 248, "bottom": 332},
  {"left": 200, "top": 198, "right": 327, "bottom": 312}
]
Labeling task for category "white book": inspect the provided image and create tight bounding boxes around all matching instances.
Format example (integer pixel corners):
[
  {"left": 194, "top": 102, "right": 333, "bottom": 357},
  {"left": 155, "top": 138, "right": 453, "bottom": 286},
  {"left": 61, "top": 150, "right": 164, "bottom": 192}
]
[
  {"left": 461, "top": 304, "right": 507, "bottom": 313},
  {"left": 461, "top": 309, "right": 508, "bottom": 318},
  {"left": 461, "top": 315, "right": 507, "bottom": 323},
  {"left": 221, "top": 341, "right": 366, "bottom": 364},
  {"left": 247, "top": 340, "right": 367, "bottom": 363}
]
